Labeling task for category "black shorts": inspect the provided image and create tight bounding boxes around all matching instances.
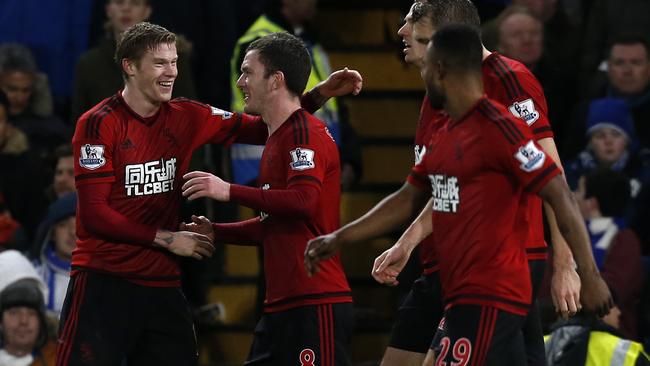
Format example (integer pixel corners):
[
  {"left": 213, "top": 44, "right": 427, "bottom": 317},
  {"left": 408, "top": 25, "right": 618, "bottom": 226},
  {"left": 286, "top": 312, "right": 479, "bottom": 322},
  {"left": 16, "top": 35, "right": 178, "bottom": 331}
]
[
  {"left": 431, "top": 305, "right": 526, "bottom": 366},
  {"left": 245, "top": 303, "right": 353, "bottom": 366},
  {"left": 523, "top": 259, "right": 547, "bottom": 366},
  {"left": 388, "top": 272, "right": 444, "bottom": 353},
  {"left": 56, "top": 271, "right": 198, "bottom": 366}
]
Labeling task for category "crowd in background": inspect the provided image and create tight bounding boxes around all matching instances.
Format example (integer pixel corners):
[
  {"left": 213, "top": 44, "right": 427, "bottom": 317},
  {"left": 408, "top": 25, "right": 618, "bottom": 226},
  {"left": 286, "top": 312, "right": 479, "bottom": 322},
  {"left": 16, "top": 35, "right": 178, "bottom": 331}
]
[{"left": 0, "top": 0, "right": 649, "bottom": 363}]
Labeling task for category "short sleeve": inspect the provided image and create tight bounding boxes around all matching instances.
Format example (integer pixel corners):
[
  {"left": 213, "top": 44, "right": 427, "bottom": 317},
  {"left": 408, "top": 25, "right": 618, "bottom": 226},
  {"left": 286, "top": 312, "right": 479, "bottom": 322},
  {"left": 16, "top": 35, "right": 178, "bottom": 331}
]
[
  {"left": 73, "top": 112, "right": 117, "bottom": 187},
  {"left": 503, "top": 71, "right": 554, "bottom": 140},
  {"left": 182, "top": 100, "right": 267, "bottom": 148},
  {"left": 481, "top": 104, "right": 560, "bottom": 194},
  {"left": 283, "top": 129, "right": 333, "bottom": 190}
]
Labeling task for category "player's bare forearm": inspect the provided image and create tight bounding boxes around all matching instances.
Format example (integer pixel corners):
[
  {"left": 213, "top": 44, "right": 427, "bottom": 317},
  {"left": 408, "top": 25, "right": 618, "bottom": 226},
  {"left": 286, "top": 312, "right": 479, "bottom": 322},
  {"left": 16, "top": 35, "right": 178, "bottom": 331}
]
[
  {"left": 396, "top": 198, "right": 433, "bottom": 254},
  {"left": 335, "top": 182, "right": 429, "bottom": 245},
  {"left": 538, "top": 176, "right": 597, "bottom": 275},
  {"left": 538, "top": 139, "right": 576, "bottom": 268}
]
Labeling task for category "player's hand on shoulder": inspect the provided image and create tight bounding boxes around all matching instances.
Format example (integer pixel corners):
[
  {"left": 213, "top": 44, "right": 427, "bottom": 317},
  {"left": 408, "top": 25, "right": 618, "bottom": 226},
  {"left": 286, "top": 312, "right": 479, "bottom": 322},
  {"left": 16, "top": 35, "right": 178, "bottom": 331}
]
[
  {"left": 304, "top": 233, "right": 341, "bottom": 276},
  {"left": 371, "top": 245, "right": 409, "bottom": 286},
  {"left": 318, "top": 67, "right": 363, "bottom": 97},
  {"left": 182, "top": 171, "right": 230, "bottom": 201},
  {"left": 180, "top": 215, "right": 215, "bottom": 242},
  {"left": 154, "top": 230, "right": 215, "bottom": 260},
  {"left": 579, "top": 270, "right": 614, "bottom": 318}
]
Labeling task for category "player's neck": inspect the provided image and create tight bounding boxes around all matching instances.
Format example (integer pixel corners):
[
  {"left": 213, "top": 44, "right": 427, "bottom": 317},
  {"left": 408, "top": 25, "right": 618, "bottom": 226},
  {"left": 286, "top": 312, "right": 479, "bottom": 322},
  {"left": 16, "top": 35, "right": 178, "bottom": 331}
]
[
  {"left": 263, "top": 95, "right": 302, "bottom": 135},
  {"left": 481, "top": 45, "right": 492, "bottom": 61},
  {"left": 121, "top": 85, "right": 161, "bottom": 118},
  {"left": 444, "top": 75, "right": 484, "bottom": 121}
]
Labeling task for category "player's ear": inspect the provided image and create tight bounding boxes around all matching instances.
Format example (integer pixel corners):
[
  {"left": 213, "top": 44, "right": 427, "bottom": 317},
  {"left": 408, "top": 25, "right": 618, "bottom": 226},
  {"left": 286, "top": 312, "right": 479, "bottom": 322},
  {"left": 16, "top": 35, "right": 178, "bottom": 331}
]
[
  {"left": 122, "top": 58, "right": 136, "bottom": 78},
  {"left": 436, "top": 60, "right": 446, "bottom": 81},
  {"left": 272, "top": 71, "right": 285, "bottom": 91}
]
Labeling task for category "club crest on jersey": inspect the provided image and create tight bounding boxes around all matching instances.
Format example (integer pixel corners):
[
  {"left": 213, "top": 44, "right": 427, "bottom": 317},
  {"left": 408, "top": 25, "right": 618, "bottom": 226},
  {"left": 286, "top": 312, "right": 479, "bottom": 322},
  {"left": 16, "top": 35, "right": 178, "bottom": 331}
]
[
  {"left": 508, "top": 98, "right": 539, "bottom": 125},
  {"left": 429, "top": 174, "right": 460, "bottom": 213},
  {"left": 210, "top": 106, "right": 233, "bottom": 119},
  {"left": 515, "top": 140, "right": 545, "bottom": 172},
  {"left": 414, "top": 145, "right": 426, "bottom": 165},
  {"left": 289, "top": 148, "right": 315, "bottom": 171},
  {"left": 79, "top": 144, "right": 106, "bottom": 170}
]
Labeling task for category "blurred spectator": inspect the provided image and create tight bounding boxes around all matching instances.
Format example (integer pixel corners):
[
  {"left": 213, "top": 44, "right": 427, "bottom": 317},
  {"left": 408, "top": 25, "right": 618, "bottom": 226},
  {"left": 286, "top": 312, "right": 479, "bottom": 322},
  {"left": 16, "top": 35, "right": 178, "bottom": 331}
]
[
  {"left": 0, "top": 250, "right": 48, "bottom": 299},
  {"left": 0, "top": 193, "right": 25, "bottom": 252},
  {"left": 0, "top": 280, "right": 57, "bottom": 365},
  {"left": 567, "top": 36, "right": 650, "bottom": 157},
  {"left": 71, "top": 0, "right": 197, "bottom": 124},
  {"left": 230, "top": 0, "right": 362, "bottom": 190},
  {"left": 574, "top": 168, "right": 643, "bottom": 339},
  {"left": 49, "top": 144, "right": 75, "bottom": 201},
  {"left": 579, "top": 0, "right": 650, "bottom": 88},
  {"left": 33, "top": 193, "right": 76, "bottom": 318},
  {"left": 0, "top": 0, "right": 94, "bottom": 120},
  {"left": 0, "top": 44, "right": 54, "bottom": 119},
  {"left": 0, "top": 89, "right": 49, "bottom": 247},
  {"left": 565, "top": 98, "right": 648, "bottom": 192},
  {"left": 0, "top": 89, "right": 29, "bottom": 156},
  {"left": 544, "top": 303, "right": 650, "bottom": 365},
  {"left": 484, "top": 5, "right": 577, "bottom": 147},
  {"left": 0, "top": 44, "right": 71, "bottom": 158}
]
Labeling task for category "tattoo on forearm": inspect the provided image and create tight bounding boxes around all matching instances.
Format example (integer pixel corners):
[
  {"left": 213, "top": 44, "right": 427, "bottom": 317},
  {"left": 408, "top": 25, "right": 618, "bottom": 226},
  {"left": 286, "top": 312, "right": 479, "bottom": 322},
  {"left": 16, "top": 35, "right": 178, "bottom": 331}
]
[{"left": 155, "top": 231, "right": 174, "bottom": 246}]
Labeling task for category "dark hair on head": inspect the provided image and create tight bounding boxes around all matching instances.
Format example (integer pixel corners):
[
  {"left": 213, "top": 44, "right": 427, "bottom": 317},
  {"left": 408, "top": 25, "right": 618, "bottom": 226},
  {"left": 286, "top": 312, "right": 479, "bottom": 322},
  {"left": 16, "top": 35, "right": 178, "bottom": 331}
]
[
  {"left": 115, "top": 22, "right": 176, "bottom": 79},
  {"left": 54, "top": 143, "right": 73, "bottom": 160},
  {"left": 418, "top": 0, "right": 481, "bottom": 30},
  {"left": 430, "top": 23, "right": 483, "bottom": 73},
  {"left": 607, "top": 34, "right": 650, "bottom": 60},
  {"left": 0, "top": 43, "right": 38, "bottom": 77},
  {"left": 412, "top": 1, "right": 434, "bottom": 24},
  {"left": 583, "top": 167, "right": 631, "bottom": 217},
  {"left": 245, "top": 32, "right": 311, "bottom": 97}
]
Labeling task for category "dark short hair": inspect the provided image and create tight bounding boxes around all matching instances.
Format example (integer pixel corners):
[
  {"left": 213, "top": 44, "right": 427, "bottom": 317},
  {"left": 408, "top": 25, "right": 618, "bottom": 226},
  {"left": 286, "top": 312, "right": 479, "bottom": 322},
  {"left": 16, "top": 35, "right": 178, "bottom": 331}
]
[
  {"left": 115, "top": 22, "right": 176, "bottom": 79},
  {"left": 245, "top": 32, "right": 311, "bottom": 97},
  {"left": 607, "top": 34, "right": 650, "bottom": 60},
  {"left": 430, "top": 23, "right": 483, "bottom": 73},
  {"left": 584, "top": 167, "right": 631, "bottom": 217},
  {"left": 412, "top": 1, "right": 434, "bottom": 24},
  {"left": 54, "top": 143, "right": 73, "bottom": 164},
  {"left": 420, "top": 0, "right": 481, "bottom": 30}
]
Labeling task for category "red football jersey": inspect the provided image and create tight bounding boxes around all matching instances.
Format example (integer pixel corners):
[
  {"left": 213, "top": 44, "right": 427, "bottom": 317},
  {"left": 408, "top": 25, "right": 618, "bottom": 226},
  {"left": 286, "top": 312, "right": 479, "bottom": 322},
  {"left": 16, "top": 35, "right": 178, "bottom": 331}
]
[
  {"left": 411, "top": 97, "right": 560, "bottom": 315},
  {"left": 72, "top": 93, "right": 266, "bottom": 287},
  {"left": 256, "top": 109, "right": 351, "bottom": 313},
  {"left": 407, "top": 95, "right": 448, "bottom": 274},
  {"left": 483, "top": 53, "right": 554, "bottom": 259},
  {"left": 408, "top": 54, "right": 554, "bottom": 274}
]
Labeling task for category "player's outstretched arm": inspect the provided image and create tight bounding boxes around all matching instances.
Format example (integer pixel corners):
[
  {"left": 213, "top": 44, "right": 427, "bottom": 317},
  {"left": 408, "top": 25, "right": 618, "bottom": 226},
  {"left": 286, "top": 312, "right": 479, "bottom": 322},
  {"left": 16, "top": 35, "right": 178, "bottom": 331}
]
[
  {"left": 371, "top": 198, "right": 433, "bottom": 286},
  {"left": 182, "top": 171, "right": 230, "bottom": 201},
  {"left": 310, "top": 67, "right": 362, "bottom": 100},
  {"left": 538, "top": 137, "right": 582, "bottom": 319},
  {"left": 180, "top": 215, "right": 215, "bottom": 242},
  {"left": 537, "top": 175, "right": 614, "bottom": 317},
  {"left": 304, "top": 182, "right": 428, "bottom": 276},
  {"left": 153, "top": 229, "right": 214, "bottom": 260}
]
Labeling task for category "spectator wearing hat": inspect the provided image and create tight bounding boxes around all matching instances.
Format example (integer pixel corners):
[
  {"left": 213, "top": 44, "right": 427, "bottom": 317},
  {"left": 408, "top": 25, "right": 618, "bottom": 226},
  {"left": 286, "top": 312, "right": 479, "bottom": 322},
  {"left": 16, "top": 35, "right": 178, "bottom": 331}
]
[
  {"left": 574, "top": 167, "right": 643, "bottom": 339},
  {"left": 32, "top": 193, "right": 76, "bottom": 318},
  {"left": 0, "top": 280, "right": 56, "bottom": 366},
  {"left": 565, "top": 98, "right": 648, "bottom": 192}
]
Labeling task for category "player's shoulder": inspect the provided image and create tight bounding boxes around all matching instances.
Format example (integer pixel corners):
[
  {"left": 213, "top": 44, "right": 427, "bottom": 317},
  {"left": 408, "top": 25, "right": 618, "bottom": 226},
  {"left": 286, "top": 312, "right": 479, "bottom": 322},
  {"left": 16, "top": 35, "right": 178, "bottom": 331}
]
[
  {"left": 281, "top": 109, "right": 322, "bottom": 138},
  {"left": 170, "top": 98, "right": 236, "bottom": 119},
  {"left": 76, "top": 94, "right": 121, "bottom": 134},
  {"left": 483, "top": 53, "right": 539, "bottom": 86},
  {"left": 475, "top": 98, "right": 530, "bottom": 144}
]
